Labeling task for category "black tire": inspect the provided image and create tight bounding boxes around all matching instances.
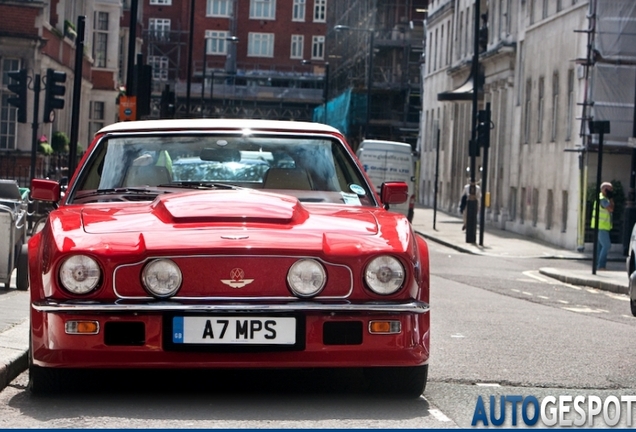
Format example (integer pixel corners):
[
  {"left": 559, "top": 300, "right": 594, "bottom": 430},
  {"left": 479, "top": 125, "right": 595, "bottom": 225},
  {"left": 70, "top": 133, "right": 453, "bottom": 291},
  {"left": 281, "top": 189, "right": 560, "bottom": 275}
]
[
  {"left": 630, "top": 271, "right": 636, "bottom": 317},
  {"left": 29, "top": 364, "right": 67, "bottom": 395},
  {"left": 366, "top": 364, "right": 428, "bottom": 398},
  {"left": 16, "top": 244, "right": 28, "bottom": 291}
]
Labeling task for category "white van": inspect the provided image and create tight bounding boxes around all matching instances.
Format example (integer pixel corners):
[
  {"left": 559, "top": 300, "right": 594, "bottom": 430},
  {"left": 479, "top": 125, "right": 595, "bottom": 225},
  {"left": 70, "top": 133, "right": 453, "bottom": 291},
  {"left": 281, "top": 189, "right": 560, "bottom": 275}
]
[{"left": 356, "top": 139, "right": 416, "bottom": 222}]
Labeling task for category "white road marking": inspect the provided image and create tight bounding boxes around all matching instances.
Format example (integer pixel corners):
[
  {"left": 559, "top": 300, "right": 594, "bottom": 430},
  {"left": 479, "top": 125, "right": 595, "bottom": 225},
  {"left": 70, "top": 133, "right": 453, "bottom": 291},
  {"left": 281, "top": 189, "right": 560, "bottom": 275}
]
[
  {"left": 428, "top": 408, "right": 453, "bottom": 423},
  {"left": 605, "top": 292, "right": 629, "bottom": 302},
  {"left": 511, "top": 289, "right": 520, "bottom": 293},
  {"left": 450, "top": 334, "right": 465, "bottom": 338},
  {"left": 522, "top": 291, "right": 533, "bottom": 296},
  {"left": 538, "top": 295, "right": 549, "bottom": 299},
  {"left": 522, "top": 271, "right": 550, "bottom": 283},
  {"left": 476, "top": 383, "right": 501, "bottom": 387},
  {"left": 562, "top": 306, "right": 607, "bottom": 313},
  {"left": 558, "top": 300, "right": 569, "bottom": 304},
  {"left": 522, "top": 270, "right": 581, "bottom": 290},
  {"left": 586, "top": 288, "right": 600, "bottom": 294}
]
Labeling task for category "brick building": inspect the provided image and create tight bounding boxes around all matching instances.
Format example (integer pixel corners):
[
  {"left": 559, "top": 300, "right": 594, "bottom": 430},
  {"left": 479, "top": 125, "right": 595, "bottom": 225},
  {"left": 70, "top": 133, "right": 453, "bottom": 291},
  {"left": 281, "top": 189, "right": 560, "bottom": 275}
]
[{"left": 142, "top": 0, "right": 328, "bottom": 120}]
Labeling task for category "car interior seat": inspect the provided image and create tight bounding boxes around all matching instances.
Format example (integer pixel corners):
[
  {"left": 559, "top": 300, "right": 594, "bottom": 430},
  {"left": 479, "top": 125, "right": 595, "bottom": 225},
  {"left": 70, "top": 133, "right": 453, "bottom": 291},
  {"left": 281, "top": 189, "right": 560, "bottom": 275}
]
[
  {"left": 123, "top": 165, "right": 172, "bottom": 187},
  {"left": 262, "top": 168, "right": 312, "bottom": 190}
]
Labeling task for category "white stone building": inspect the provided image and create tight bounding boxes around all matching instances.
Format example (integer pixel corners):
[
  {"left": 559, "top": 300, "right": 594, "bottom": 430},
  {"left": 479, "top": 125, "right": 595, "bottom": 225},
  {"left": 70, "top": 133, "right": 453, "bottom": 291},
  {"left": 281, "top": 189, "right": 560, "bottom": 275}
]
[{"left": 419, "top": 0, "right": 633, "bottom": 251}]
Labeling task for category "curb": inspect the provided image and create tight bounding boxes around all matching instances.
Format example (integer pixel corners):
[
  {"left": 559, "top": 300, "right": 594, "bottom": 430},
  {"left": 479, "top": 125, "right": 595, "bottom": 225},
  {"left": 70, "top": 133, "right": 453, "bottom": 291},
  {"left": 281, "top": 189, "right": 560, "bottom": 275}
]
[
  {"left": 539, "top": 268, "right": 628, "bottom": 295},
  {"left": 0, "top": 320, "right": 30, "bottom": 392},
  {"left": 416, "top": 231, "right": 479, "bottom": 255}
]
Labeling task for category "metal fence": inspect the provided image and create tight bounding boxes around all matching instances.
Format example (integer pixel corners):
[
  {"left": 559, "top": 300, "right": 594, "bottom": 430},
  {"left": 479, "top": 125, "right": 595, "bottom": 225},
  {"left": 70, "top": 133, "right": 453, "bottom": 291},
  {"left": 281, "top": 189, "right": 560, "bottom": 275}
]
[{"left": 0, "top": 153, "right": 71, "bottom": 188}]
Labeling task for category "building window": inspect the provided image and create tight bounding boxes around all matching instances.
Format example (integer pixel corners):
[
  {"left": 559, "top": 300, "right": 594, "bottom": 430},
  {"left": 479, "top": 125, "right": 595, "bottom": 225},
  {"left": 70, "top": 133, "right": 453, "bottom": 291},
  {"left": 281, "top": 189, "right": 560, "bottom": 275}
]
[
  {"left": 551, "top": 72, "right": 559, "bottom": 142},
  {"left": 149, "top": 0, "right": 171, "bottom": 4},
  {"left": 207, "top": 0, "right": 232, "bottom": 17},
  {"left": 566, "top": 69, "right": 574, "bottom": 141},
  {"left": 149, "top": 18, "right": 170, "bottom": 41},
  {"left": 248, "top": 33, "right": 274, "bottom": 57},
  {"left": 93, "top": 11, "right": 109, "bottom": 68},
  {"left": 557, "top": 0, "right": 562, "bottom": 12},
  {"left": 205, "top": 30, "right": 230, "bottom": 55},
  {"left": 250, "top": 0, "right": 275, "bottom": 19},
  {"left": 293, "top": 0, "right": 305, "bottom": 21},
  {"left": 509, "top": 187, "right": 517, "bottom": 221},
  {"left": 313, "top": 0, "right": 326, "bottom": 22},
  {"left": 148, "top": 55, "right": 169, "bottom": 81},
  {"left": 89, "top": 101, "right": 105, "bottom": 143},
  {"left": 0, "top": 58, "right": 20, "bottom": 151},
  {"left": 529, "top": 0, "right": 535, "bottom": 25},
  {"left": 311, "top": 35, "right": 324, "bottom": 59},
  {"left": 532, "top": 188, "right": 539, "bottom": 227},
  {"left": 520, "top": 187, "right": 526, "bottom": 224},
  {"left": 290, "top": 35, "right": 304, "bottom": 59},
  {"left": 542, "top": 0, "right": 548, "bottom": 19},
  {"left": 561, "top": 190, "right": 568, "bottom": 232},
  {"left": 537, "top": 76, "right": 544, "bottom": 143},
  {"left": 524, "top": 79, "right": 532, "bottom": 143},
  {"left": 546, "top": 189, "right": 553, "bottom": 230}
]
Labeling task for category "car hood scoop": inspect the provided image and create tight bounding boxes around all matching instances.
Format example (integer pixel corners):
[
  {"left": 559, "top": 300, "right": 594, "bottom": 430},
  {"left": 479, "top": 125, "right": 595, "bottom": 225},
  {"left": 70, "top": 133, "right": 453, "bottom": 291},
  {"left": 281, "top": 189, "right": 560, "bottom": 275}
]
[{"left": 156, "top": 190, "right": 308, "bottom": 224}]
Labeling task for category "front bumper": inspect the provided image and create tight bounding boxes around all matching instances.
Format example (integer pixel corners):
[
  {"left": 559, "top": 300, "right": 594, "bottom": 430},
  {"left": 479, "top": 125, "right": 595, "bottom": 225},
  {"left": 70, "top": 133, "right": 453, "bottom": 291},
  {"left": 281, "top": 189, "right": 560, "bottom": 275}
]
[{"left": 31, "top": 299, "right": 430, "bottom": 369}]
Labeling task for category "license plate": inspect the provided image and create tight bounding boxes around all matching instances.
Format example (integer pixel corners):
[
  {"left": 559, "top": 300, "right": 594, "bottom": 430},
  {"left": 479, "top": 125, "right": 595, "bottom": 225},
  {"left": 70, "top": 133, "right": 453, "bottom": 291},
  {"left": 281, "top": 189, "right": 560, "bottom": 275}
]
[{"left": 172, "top": 316, "right": 296, "bottom": 345}]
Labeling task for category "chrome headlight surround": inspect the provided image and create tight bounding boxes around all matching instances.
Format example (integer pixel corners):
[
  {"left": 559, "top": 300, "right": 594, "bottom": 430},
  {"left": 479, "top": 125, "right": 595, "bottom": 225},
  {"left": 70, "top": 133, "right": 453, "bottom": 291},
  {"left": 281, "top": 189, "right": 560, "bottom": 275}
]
[
  {"left": 142, "top": 259, "right": 183, "bottom": 298},
  {"left": 287, "top": 259, "right": 327, "bottom": 298},
  {"left": 364, "top": 255, "right": 405, "bottom": 295},
  {"left": 59, "top": 255, "right": 102, "bottom": 295}
]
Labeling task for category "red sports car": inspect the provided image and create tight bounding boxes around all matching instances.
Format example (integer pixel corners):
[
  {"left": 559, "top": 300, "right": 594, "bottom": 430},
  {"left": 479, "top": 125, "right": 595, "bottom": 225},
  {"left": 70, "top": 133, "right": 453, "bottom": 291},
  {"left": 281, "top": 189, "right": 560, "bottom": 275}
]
[{"left": 28, "top": 119, "right": 430, "bottom": 396}]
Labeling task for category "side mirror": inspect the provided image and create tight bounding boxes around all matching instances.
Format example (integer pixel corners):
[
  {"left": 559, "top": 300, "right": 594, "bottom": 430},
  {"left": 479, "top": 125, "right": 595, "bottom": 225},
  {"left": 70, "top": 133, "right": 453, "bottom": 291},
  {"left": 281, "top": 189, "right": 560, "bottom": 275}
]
[
  {"left": 31, "top": 178, "right": 61, "bottom": 202},
  {"left": 381, "top": 181, "right": 408, "bottom": 205}
]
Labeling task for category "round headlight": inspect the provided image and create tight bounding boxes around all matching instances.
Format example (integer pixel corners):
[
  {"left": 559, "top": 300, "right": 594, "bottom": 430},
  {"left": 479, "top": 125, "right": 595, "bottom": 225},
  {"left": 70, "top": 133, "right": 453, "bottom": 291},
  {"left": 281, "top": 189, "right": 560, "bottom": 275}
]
[
  {"left": 287, "top": 259, "right": 326, "bottom": 298},
  {"left": 142, "top": 259, "right": 182, "bottom": 298},
  {"left": 365, "top": 256, "right": 405, "bottom": 295},
  {"left": 59, "top": 255, "right": 101, "bottom": 295}
]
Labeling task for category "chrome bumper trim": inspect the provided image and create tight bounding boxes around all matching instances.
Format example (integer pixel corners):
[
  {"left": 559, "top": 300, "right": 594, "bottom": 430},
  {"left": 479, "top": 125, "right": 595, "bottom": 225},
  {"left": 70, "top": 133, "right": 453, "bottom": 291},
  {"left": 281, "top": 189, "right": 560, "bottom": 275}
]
[{"left": 32, "top": 300, "right": 429, "bottom": 314}]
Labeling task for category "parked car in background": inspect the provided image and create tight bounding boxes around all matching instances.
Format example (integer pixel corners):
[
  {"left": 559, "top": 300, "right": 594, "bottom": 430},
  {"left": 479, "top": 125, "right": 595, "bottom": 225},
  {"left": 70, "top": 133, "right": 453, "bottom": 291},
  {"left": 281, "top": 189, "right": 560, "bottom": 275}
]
[
  {"left": 0, "top": 179, "right": 28, "bottom": 290},
  {"left": 28, "top": 119, "right": 430, "bottom": 397},
  {"left": 356, "top": 139, "right": 416, "bottom": 222}
]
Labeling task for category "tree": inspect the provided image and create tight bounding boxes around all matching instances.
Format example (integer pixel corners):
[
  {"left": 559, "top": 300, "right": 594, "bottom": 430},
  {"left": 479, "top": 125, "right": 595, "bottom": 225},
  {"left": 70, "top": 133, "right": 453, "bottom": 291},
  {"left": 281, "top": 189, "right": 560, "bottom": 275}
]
[{"left": 51, "top": 131, "right": 70, "bottom": 153}]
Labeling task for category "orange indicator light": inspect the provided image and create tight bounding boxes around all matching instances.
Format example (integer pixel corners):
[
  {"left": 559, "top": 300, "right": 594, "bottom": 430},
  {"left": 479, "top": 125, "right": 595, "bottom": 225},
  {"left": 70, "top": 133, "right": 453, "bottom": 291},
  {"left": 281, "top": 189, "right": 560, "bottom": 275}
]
[
  {"left": 65, "top": 320, "right": 100, "bottom": 335},
  {"left": 368, "top": 320, "right": 401, "bottom": 334}
]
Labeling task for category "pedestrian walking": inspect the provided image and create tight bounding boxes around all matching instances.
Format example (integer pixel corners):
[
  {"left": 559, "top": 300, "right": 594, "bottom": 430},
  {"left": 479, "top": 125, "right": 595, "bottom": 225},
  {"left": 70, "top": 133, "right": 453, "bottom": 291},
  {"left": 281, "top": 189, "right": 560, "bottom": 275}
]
[
  {"left": 591, "top": 181, "right": 614, "bottom": 270},
  {"left": 460, "top": 181, "right": 481, "bottom": 231}
]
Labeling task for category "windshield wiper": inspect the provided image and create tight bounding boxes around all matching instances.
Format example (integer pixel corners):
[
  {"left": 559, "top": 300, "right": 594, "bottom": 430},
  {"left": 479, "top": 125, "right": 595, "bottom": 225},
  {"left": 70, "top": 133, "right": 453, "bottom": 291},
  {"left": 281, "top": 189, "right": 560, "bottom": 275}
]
[
  {"left": 157, "top": 182, "right": 243, "bottom": 190},
  {"left": 75, "top": 187, "right": 168, "bottom": 198}
]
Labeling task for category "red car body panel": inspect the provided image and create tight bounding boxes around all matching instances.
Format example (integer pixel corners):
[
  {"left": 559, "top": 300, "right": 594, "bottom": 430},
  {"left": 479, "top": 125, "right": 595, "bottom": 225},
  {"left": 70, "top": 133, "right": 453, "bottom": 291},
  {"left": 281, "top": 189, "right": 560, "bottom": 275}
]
[{"left": 28, "top": 120, "right": 430, "bottom": 375}]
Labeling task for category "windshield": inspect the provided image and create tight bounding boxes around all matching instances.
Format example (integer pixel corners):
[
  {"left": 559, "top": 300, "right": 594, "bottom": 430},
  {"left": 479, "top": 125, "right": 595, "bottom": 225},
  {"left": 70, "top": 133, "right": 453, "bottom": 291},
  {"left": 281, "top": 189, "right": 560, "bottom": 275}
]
[{"left": 69, "top": 133, "right": 375, "bottom": 206}]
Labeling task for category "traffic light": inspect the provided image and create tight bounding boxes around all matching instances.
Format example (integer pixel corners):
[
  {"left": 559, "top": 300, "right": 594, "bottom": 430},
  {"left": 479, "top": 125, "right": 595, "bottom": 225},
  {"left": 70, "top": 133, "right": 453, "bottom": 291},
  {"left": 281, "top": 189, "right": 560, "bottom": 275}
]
[
  {"left": 44, "top": 68, "right": 66, "bottom": 123},
  {"left": 477, "top": 108, "right": 491, "bottom": 149},
  {"left": 7, "top": 69, "right": 28, "bottom": 123}
]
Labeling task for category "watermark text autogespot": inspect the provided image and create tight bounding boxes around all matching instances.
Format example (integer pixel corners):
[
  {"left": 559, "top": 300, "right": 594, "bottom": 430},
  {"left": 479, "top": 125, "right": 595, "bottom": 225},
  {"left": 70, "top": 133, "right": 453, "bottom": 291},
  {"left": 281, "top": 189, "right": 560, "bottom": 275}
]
[{"left": 471, "top": 395, "right": 636, "bottom": 427}]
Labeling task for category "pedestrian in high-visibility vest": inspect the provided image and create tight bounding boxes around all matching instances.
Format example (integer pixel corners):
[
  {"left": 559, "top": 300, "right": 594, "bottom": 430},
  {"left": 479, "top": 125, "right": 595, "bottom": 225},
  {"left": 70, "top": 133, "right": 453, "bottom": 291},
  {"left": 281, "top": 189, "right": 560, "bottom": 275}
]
[{"left": 591, "top": 182, "right": 615, "bottom": 270}]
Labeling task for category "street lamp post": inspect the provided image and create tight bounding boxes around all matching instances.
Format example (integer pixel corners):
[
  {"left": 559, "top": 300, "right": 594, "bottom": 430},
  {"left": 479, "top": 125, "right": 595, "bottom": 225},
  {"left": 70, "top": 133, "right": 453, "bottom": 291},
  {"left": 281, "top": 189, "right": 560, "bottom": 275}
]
[{"left": 334, "top": 25, "right": 374, "bottom": 138}]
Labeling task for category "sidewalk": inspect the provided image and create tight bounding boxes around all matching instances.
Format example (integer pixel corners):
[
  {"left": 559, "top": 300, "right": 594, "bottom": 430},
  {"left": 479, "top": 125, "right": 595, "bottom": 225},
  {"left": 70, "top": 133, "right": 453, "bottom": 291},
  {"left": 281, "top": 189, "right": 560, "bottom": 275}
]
[
  {"left": 0, "top": 205, "right": 631, "bottom": 394},
  {"left": 411, "top": 205, "right": 629, "bottom": 295}
]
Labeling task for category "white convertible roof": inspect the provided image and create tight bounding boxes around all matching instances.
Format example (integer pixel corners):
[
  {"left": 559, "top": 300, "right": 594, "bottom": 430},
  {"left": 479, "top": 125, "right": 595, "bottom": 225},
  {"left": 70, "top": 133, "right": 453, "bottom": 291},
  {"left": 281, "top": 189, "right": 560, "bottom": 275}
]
[{"left": 98, "top": 119, "right": 341, "bottom": 135}]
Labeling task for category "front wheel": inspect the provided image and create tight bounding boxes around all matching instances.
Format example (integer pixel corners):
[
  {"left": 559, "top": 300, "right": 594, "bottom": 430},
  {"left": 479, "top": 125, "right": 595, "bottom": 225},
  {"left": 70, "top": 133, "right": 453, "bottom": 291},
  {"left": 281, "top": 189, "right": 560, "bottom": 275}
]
[
  {"left": 630, "top": 271, "right": 636, "bottom": 317},
  {"left": 365, "top": 364, "right": 428, "bottom": 398},
  {"left": 28, "top": 364, "right": 69, "bottom": 395}
]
